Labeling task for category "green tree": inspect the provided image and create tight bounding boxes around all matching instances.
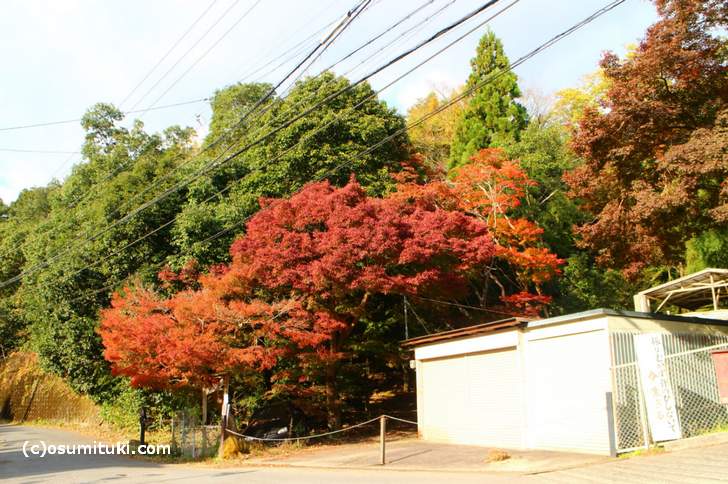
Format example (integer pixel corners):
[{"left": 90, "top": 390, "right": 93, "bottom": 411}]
[
  {"left": 503, "top": 122, "right": 584, "bottom": 258},
  {"left": 686, "top": 228, "right": 728, "bottom": 273},
  {"left": 171, "top": 73, "right": 410, "bottom": 266},
  {"left": 555, "top": 253, "right": 637, "bottom": 313},
  {"left": 0, "top": 186, "right": 56, "bottom": 356},
  {"left": 206, "top": 82, "right": 274, "bottom": 143},
  {"left": 450, "top": 29, "right": 527, "bottom": 168},
  {"left": 14, "top": 104, "right": 196, "bottom": 399}
]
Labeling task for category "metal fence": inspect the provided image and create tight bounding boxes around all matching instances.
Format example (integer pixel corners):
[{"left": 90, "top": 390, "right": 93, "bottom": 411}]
[
  {"left": 611, "top": 332, "right": 728, "bottom": 452},
  {"left": 171, "top": 412, "right": 221, "bottom": 458}
]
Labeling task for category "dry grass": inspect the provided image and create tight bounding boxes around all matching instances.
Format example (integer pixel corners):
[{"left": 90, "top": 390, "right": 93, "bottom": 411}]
[
  {"left": 486, "top": 449, "right": 511, "bottom": 462},
  {"left": 618, "top": 446, "right": 666, "bottom": 459},
  {"left": 0, "top": 352, "right": 98, "bottom": 423}
]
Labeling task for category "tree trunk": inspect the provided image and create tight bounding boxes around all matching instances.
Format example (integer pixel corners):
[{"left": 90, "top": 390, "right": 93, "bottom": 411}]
[
  {"left": 402, "top": 361, "right": 411, "bottom": 393},
  {"left": 325, "top": 362, "right": 341, "bottom": 430}
]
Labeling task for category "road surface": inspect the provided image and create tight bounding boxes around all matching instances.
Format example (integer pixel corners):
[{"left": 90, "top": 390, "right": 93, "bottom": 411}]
[
  {"left": 2, "top": 423, "right": 728, "bottom": 483},
  {"left": 0, "top": 423, "right": 518, "bottom": 483}
]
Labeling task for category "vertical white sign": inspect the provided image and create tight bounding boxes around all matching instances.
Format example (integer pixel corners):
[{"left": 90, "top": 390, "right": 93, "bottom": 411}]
[{"left": 635, "top": 333, "right": 682, "bottom": 442}]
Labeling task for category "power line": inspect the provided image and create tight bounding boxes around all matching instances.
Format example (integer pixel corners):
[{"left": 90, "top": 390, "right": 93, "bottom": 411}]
[
  {"left": 237, "top": 0, "right": 344, "bottom": 83},
  {"left": 179, "top": 0, "right": 518, "bottom": 245},
  {"left": 0, "top": 0, "right": 401, "bottom": 257},
  {"left": 0, "top": 148, "right": 79, "bottom": 155},
  {"left": 0, "top": 0, "right": 320, "bottom": 141},
  {"left": 0, "top": 0, "right": 373, "bottom": 283},
  {"left": 126, "top": 0, "right": 245, "bottom": 112},
  {"left": 342, "top": 0, "right": 458, "bottom": 80},
  {"left": 319, "top": 0, "right": 439, "bottom": 84},
  {"left": 171, "top": 0, "right": 624, "bottom": 267},
  {"left": 0, "top": 0, "right": 373, "bottom": 260},
  {"left": 287, "top": 0, "right": 377, "bottom": 85},
  {"left": 61, "top": 0, "right": 626, "bottom": 308},
  {"left": 118, "top": 0, "right": 220, "bottom": 109},
  {"left": 216, "top": 0, "right": 372, "bottom": 138},
  {"left": 0, "top": 97, "right": 212, "bottom": 133},
  {"left": 405, "top": 297, "right": 433, "bottom": 333},
  {"left": 409, "top": 295, "right": 521, "bottom": 318},
  {"left": 135, "top": 0, "right": 265, "bottom": 118},
  {"left": 56, "top": 3, "right": 379, "bottom": 284},
  {"left": 27, "top": 0, "right": 514, "bottom": 291}
]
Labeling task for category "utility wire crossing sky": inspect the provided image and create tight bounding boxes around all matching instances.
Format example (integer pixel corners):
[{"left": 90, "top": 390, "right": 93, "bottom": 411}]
[{"left": 0, "top": 0, "right": 658, "bottom": 203}]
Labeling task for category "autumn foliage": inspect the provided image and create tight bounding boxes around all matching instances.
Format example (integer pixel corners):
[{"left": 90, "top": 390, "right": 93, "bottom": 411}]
[
  {"left": 99, "top": 285, "right": 283, "bottom": 389},
  {"left": 566, "top": 0, "right": 728, "bottom": 276},
  {"left": 100, "top": 178, "right": 499, "bottom": 426},
  {"left": 393, "top": 148, "right": 563, "bottom": 312}
]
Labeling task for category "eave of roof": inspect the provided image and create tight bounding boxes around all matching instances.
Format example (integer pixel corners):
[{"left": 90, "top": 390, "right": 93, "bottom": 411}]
[
  {"left": 401, "top": 317, "right": 529, "bottom": 347},
  {"left": 400, "top": 308, "right": 728, "bottom": 348}
]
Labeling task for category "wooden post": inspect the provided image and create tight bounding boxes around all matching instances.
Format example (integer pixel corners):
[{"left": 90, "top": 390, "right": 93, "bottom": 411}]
[
  {"left": 219, "top": 375, "right": 230, "bottom": 457},
  {"left": 191, "top": 421, "right": 197, "bottom": 459},
  {"left": 379, "top": 415, "right": 386, "bottom": 465},
  {"left": 139, "top": 407, "right": 147, "bottom": 446},
  {"left": 170, "top": 416, "right": 176, "bottom": 452},
  {"left": 633, "top": 293, "right": 651, "bottom": 312},
  {"left": 202, "top": 425, "right": 207, "bottom": 457},
  {"left": 710, "top": 274, "right": 718, "bottom": 310},
  {"left": 201, "top": 388, "right": 208, "bottom": 425}
]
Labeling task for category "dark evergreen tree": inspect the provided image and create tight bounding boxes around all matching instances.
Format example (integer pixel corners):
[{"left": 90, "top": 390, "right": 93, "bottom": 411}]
[{"left": 450, "top": 29, "right": 527, "bottom": 168}]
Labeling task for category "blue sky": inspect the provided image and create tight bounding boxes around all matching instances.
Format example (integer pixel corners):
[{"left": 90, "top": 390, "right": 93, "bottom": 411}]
[{"left": 0, "top": 0, "right": 658, "bottom": 203}]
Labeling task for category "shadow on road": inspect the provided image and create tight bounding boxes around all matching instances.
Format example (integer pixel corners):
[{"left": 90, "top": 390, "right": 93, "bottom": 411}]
[{"left": 0, "top": 423, "right": 163, "bottom": 481}]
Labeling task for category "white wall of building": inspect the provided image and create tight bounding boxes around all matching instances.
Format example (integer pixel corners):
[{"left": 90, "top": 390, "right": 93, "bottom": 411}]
[{"left": 412, "top": 311, "right": 728, "bottom": 455}]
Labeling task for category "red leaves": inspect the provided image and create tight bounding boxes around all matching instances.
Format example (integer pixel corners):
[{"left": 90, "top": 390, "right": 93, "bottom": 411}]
[
  {"left": 100, "top": 177, "right": 499, "bottom": 389},
  {"left": 453, "top": 149, "right": 537, "bottom": 217},
  {"left": 499, "top": 292, "right": 552, "bottom": 317},
  {"left": 394, "top": 148, "right": 563, "bottom": 312},
  {"left": 567, "top": 0, "right": 728, "bottom": 274},
  {"left": 98, "top": 285, "right": 283, "bottom": 389},
  {"left": 231, "top": 178, "right": 495, "bottom": 299}
]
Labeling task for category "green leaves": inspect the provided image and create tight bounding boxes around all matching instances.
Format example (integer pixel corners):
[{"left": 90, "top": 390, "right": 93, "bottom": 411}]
[
  {"left": 171, "top": 73, "right": 410, "bottom": 266},
  {"left": 450, "top": 29, "right": 528, "bottom": 168}
]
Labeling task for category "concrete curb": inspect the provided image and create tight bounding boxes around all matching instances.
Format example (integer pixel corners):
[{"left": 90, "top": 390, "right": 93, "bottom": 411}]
[
  {"left": 661, "top": 431, "right": 728, "bottom": 452},
  {"left": 234, "top": 460, "right": 528, "bottom": 475},
  {"left": 232, "top": 454, "right": 615, "bottom": 476}
]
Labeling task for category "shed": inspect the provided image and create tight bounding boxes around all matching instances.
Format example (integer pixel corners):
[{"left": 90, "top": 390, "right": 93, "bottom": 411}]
[
  {"left": 633, "top": 268, "right": 728, "bottom": 313},
  {"left": 403, "top": 309, "right": 728, "bottom": 455}
]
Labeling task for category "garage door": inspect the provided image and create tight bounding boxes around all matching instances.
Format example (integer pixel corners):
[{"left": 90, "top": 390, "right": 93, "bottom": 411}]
[
  {"left": 419, "top": 348, "right": 523, "bottom": 448},
  {"left": 526, "top": 330, "right": 612, "bottom": 454}
]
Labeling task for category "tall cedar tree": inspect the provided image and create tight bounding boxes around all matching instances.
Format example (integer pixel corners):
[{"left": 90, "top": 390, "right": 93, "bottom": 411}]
[
  {"left": 566, "top": 0, "right": 727, "bottom": 276},
  {"left": 100, "top": 179, "right": 495, "bottom": 429},
  {"left": 450, "top": 29, "right": 528, "bottom": 168}
]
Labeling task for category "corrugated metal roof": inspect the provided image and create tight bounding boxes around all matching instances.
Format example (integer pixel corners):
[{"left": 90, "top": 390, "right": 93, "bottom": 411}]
[
  {"left": 401, "top": 317, "right": 529, "bottom": 347},
  {"left": 637, "top": 268, "right": 728, "bottom": 310}
]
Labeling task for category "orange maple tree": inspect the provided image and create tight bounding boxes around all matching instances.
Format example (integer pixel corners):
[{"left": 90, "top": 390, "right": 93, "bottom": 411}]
[{"left": 392, "top": 148, "right": 563, "bottom": 314}]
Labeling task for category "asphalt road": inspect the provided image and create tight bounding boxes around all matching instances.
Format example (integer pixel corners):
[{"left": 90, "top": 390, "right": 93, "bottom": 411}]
[
  {"left": 3, "top": 423, "right": 728, "bottom": 483},
  {"left": 0, "top": 424, "right": 517, "bottom": 483}
]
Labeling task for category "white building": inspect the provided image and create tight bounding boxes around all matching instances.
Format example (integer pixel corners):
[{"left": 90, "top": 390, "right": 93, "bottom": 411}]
[{"left": 404, "top": 308, "right": 728, "bottom": 456}]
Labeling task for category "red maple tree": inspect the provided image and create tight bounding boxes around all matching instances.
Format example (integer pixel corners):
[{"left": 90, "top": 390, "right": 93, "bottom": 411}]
[
  {"left": 99, "top": 284, "right": 283, "bottom": 389},
  {"left": 566, "top": 0, "right": 727, "bottom": 276},
  {"left": 100, "top": 178, "right": 496, "bottom": 427}
]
